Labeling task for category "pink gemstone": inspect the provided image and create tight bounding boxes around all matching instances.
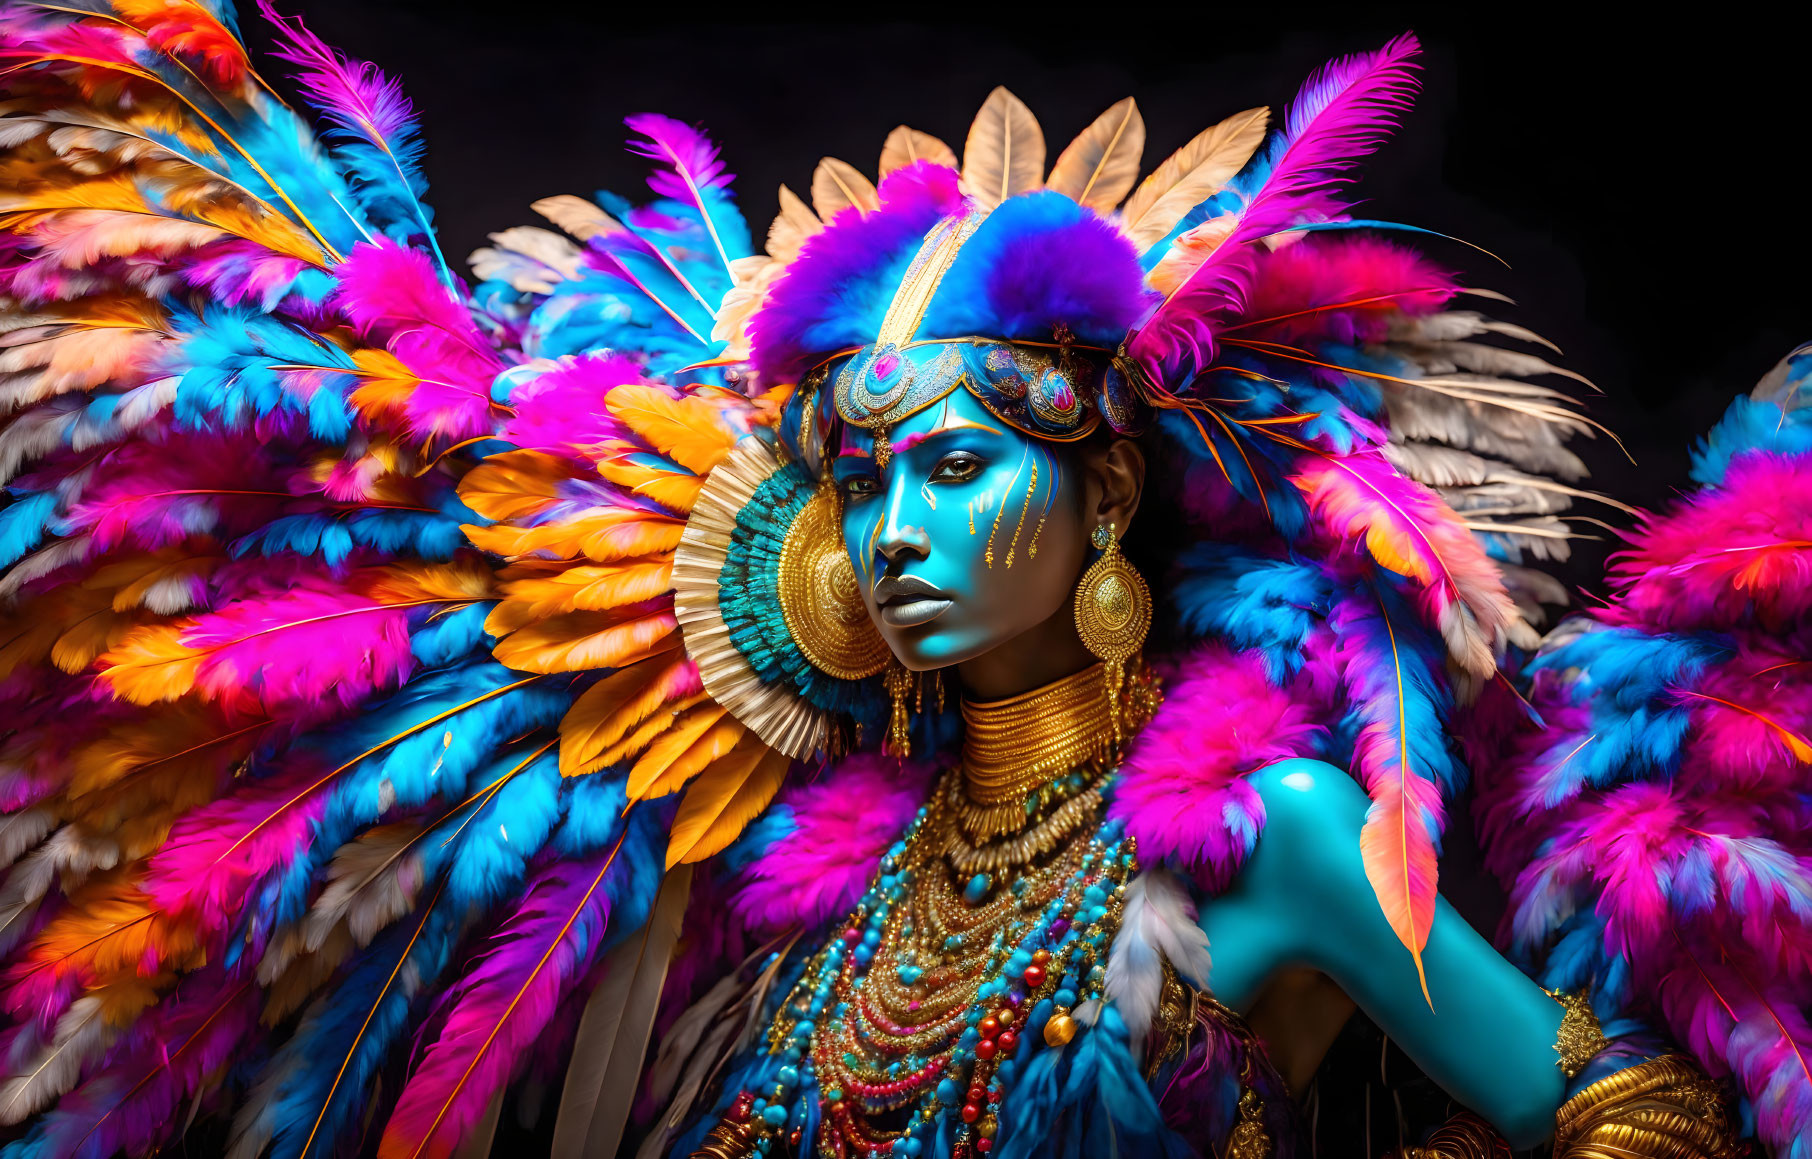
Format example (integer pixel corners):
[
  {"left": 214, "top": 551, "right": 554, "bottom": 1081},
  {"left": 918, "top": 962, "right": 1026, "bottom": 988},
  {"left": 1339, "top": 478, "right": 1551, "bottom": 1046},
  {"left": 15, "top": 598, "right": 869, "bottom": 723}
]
[
  {"left": 874, "top": 353, "right": 900, "bottom": 378},
  {"left": 908, "top": 1000, "right": 921, "bottom": 1012},
  {"left": 1050, "top": 374, "right": 1076, "bottom": 410}
]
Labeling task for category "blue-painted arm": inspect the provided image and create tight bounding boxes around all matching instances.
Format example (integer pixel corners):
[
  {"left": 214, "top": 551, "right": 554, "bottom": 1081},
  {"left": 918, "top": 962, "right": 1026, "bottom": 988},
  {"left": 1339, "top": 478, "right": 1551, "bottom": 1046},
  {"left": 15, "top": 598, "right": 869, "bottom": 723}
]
[{"left": 1196, "top": 758, "right": 1568, "bottom": 1149}]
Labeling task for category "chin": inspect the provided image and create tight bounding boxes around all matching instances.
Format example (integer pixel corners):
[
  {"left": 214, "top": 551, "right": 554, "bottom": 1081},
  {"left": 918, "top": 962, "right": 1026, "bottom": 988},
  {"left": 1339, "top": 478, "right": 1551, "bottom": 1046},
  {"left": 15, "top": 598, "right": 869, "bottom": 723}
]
[{"left": 881, "top": 623, "right": 988, "bottom": 671}]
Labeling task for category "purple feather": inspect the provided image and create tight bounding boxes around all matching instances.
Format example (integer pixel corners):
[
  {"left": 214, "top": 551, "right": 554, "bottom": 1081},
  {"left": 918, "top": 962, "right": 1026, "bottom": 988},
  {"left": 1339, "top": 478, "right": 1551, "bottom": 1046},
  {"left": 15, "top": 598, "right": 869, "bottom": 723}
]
[{"left": 749, "top": 161, "right": 964, "bottom": 385}]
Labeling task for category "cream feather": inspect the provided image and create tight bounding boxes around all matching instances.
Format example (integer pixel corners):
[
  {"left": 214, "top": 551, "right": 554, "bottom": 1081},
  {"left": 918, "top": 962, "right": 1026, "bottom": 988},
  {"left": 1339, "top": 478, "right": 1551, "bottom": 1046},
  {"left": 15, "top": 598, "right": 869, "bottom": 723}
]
[
  {"left": 765, "top": 184, "right": 821, "bottom": 264},
  {"left": 879, "top": 125, "right": 958, "bottom": 177},
  {"left": 1082, "top": 869, "right": 1211, "bottom": 1057},
  {"left": 810, "top": 158, "right": 879, "bottom": 222},
  {"left": 551, "top": 864, "right": 693, "bottom": 1159},
  {"left": 531, "top": 194, "right": 620, "bottom": 241},
  {"left": 0, "top": 807, "right": 53, "bottom": 872},
  {"left": 1118, "top": 106, "right": 1268, "bottom": 252},
  {"left": 0, "top": 994, "right": 120, "bottom": 1125},
  {"left": 0, "top": 824, "right": 120, "bottom": 953},
  {"left": 1045, "top": 97, "right": 1144, "bottom": 211},
  {"left": 468, "top": 227, "right": 584, "bottom": 294},
  {"left": 961, "top": 87, "right": 1045, "bottom": 209},
  {"left": 1388, "top": 309, "right": 1563, "bottom": 354}
]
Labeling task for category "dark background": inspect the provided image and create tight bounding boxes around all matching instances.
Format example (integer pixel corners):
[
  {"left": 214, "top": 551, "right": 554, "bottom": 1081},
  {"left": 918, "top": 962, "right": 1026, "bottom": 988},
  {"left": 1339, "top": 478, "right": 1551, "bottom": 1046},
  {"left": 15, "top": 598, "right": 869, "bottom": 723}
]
[
  {"left": 249, "top": 2, "right": 1812, "bottom": 605},
  {"left": 240, "top": 5, "right": 1804, "bottom": 1155}
]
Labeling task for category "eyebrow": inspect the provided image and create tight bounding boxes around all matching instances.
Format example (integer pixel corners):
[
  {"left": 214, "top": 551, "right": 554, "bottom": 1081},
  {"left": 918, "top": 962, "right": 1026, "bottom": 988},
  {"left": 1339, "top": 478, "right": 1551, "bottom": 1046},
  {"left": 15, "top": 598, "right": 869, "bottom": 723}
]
[{"left": 893, "top": 419, "right": 1004, "bottom": 454}]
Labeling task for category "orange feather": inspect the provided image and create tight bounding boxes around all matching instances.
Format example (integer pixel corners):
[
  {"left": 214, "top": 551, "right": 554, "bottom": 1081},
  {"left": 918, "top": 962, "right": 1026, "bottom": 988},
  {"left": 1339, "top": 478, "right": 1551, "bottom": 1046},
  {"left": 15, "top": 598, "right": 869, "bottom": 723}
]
[
  {"left": 486, "top": 608, "right": 678, "bottom": 675},
  {"left": 594, "top": 456, "right": 704, "bottom": 515},
  {"left": 597, "top": 692, "right": 709, "bottom": 767},
  {"left": 666, "top": 743, "right": 790, "bottom": 868},
  {"left": 603, "top": 384, "right": 739, "bottom": 475},
  {"left": 626, "top": 703, "right": 730, "bottom": 800},
  {"left": 555, "top": 645, "right": 689, "bottom": 776},
  {"left": 492, "top": 559, "right": 673, "bottom": 621},
  {"left": 640, "top": 717, "right": 747, "bottom": 801}
]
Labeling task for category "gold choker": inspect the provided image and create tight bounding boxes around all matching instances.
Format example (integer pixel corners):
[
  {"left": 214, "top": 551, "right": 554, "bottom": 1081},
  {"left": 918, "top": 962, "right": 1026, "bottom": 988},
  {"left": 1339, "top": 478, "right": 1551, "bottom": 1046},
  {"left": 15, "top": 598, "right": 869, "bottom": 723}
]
[
  {"left": 957, "top": 661, "right": 1157, "bottom": 841},
  {"left": 962, "top": 664, "right": 1117, "bottom": 802}
]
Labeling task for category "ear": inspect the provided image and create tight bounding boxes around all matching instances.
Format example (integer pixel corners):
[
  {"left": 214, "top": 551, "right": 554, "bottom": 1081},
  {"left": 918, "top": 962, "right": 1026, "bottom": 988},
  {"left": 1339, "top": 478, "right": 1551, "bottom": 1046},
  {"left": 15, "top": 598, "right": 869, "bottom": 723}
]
[{"left": 1084, "top": 437, "right": 1145, "bottom": 538}]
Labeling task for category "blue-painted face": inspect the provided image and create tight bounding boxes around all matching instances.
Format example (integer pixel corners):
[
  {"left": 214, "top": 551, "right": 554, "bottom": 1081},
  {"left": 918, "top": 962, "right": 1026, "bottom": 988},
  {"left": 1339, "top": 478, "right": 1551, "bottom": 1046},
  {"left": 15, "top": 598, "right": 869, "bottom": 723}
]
[{"left": 833, "top": 389, "right": 1092, "bottom": 671}]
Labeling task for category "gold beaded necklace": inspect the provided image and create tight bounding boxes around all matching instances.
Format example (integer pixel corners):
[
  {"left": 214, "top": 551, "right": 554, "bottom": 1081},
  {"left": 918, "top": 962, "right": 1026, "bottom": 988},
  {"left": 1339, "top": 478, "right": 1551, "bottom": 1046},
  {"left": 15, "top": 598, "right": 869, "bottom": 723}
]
[{"left": 704, "top": 662, "right": 1159, "bottom": 1159}]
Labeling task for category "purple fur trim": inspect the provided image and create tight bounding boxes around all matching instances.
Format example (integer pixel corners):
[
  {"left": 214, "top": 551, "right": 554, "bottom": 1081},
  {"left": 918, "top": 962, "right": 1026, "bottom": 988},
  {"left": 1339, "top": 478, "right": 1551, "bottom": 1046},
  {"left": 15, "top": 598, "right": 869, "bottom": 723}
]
[
  {"left": 749, "top": 162, "right": 963, "bottom": 385},
  {"left": 1112, "top": 644, "right": 1324, "bottom": 891},
  {"left": 918, "top": 191, "right": 1148, "bottom": 346},
  {"left": 730, "top": 755, "right": 937, "bottom": 933}
]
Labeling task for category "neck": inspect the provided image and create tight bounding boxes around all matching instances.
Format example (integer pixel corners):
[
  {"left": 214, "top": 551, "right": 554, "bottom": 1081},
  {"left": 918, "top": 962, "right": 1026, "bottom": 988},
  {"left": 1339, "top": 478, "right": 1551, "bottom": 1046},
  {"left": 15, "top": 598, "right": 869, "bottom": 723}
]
[{"left": 960, "top": 663, "right": 1118, "bottom": 801}]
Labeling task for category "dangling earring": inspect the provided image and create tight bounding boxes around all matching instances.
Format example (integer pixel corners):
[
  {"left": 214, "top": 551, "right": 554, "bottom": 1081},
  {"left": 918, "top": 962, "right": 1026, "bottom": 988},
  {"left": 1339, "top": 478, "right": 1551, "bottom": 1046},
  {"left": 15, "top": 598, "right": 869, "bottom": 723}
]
[
  {"left": 1072, "top": 522, "right": 1151, "bottom": 744},
  {"left": 884, "top": 658, "right": 913, "bottom": 757}
]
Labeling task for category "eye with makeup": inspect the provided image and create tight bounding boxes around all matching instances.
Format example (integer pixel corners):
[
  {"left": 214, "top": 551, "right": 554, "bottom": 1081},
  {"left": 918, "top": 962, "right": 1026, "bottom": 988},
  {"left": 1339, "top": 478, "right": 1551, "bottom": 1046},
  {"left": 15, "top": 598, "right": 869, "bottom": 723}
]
[
  {"left": 837, "top": 469, "right": 881, "bottom": 499},
  {"left": 928, "top": 451, "right": 985, "bottom": 484}
]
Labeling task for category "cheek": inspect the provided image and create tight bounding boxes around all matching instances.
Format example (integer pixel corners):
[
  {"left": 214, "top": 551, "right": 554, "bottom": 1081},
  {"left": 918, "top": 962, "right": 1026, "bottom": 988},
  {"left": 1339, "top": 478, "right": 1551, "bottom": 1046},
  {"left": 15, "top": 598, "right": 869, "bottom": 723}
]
[
  {"left": 842, "top": 500, "right": 884, "bottom": 592},
  {"left": 961, "top": 445, "right": 1085, "bottom": 611}
]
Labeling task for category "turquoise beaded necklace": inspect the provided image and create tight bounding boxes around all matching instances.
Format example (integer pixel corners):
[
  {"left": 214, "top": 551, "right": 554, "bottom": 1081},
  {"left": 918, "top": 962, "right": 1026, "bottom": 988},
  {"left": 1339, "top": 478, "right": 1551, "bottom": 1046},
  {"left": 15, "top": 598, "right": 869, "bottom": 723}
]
[{"left": 734, "top": 775, "right": 1137, "bottom": 1159}]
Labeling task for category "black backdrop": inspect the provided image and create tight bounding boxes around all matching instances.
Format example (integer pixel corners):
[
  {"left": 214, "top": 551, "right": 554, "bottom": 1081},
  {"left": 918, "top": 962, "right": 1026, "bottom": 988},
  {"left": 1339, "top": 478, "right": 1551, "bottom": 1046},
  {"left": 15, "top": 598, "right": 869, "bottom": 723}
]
[{"left": 238, "top": 5, "right": 1807, "bottom": 1155}]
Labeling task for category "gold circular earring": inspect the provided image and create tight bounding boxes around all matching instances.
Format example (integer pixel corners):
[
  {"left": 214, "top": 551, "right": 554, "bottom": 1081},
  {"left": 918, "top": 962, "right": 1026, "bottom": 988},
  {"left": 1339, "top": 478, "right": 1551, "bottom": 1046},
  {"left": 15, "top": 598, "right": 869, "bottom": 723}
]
[
  {"left": 1072, "top": 522, "right": 1150, "bottom": 741},
  {"left": 778, "top": 479, "right": 891, "bottom": 682}
]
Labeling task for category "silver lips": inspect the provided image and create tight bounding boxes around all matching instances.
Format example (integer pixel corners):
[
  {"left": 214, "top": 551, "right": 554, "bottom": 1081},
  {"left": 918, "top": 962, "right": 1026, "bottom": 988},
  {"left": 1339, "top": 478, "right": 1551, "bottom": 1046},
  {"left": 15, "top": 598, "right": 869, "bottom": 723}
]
[{"left": 873, "top": 575, "right": 955, "bottom": 628}]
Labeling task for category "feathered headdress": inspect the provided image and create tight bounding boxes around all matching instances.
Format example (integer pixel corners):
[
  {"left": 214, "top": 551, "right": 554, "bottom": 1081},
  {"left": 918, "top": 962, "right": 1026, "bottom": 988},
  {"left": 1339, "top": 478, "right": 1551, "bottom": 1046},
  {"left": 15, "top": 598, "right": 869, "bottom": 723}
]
[{"left": 0, "top": 5, "right": 1618, "bottom": 1158}]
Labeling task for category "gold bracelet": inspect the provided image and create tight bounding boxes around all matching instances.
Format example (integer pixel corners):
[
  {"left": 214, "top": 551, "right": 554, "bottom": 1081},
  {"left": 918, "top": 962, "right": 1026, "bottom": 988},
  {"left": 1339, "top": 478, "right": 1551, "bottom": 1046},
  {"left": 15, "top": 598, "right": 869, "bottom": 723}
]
[
  {"left": 1390, "top": 1112, "right": 1510, "bottom": 1159},
  {"left": 1548, "top": 988, "right": 1612, "bottom": 1079},
  {"left": 1551, "top": 1054, "right": 1737, "bottom": 1159}
]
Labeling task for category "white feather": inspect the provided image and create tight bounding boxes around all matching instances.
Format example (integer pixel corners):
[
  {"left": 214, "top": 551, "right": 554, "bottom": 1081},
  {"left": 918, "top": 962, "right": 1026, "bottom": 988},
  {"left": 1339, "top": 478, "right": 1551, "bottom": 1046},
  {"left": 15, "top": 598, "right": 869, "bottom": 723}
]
[
  {"left": 0, "top": 995, "right": 118, "bottom": 1125},
  {"left": 0, "top": 824, "right": 119, "bottom": 953},
  {"left": 0, "top": 808, "right": 53, "bottom": 873},
  {"left": 1090, "top": 869, "right": 1212, "bottom": 1057}
]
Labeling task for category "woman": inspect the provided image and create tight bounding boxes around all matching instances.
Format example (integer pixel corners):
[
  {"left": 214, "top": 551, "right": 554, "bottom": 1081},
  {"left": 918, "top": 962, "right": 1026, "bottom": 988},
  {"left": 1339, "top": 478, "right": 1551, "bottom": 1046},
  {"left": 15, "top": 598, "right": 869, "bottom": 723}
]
[{"left": 0, "top": 6, "right": 1795, "bottom": 1159}]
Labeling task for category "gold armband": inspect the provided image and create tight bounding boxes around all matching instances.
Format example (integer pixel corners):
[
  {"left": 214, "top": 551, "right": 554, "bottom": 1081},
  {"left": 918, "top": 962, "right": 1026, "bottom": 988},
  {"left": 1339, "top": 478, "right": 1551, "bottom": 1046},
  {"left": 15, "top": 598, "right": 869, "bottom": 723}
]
[
  {"left": 1552, "top": 1055, "right": 1738, "bottom": 1159},
  {"left": 1548, "top": 988, "right": 1612, "bottom": 1079}
]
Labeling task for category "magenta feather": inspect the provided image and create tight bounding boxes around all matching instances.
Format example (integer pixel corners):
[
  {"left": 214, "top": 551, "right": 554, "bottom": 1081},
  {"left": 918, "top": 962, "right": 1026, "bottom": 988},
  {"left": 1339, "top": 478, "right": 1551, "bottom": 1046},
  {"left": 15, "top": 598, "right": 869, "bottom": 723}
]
[
  {"left": 499, "top": 352, "right": 647, "bottom": 460},
  {"left": 1110, "top": 644, "right": 1323, "bottom": 891},
  {"left": 143, "top": 764, "right": 329, "bottom": 931},
  {"left": 333, "top": 240, "right": 502, "bottom": 442},
  {"left": 1606, "top": 453, "right": 1812, "bottom": 634},
  {"left": 379, "top": 849, "right": 619, "bottom": 1159},
  {"left": 731, "top": 755, "right": 935, "bottom": 934},
  {"left": 32, "top": 975, "right": 258, "bottom": 1159},
  {"left": 1126, "top": 33, "right": 1422, "bottom": 390},
  {"left": 173, "top": 579, "right": 418, "bottom": 710},
  {"left": 623, "top": 113, "right": 741, "bottom": 275}
]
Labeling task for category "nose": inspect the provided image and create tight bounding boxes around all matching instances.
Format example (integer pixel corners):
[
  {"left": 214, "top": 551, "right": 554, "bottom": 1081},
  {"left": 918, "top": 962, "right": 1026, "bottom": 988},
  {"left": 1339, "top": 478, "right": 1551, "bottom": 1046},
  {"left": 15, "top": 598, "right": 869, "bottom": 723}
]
[{"left": 876, "top": 471, "right": 929, "bottom": 566}]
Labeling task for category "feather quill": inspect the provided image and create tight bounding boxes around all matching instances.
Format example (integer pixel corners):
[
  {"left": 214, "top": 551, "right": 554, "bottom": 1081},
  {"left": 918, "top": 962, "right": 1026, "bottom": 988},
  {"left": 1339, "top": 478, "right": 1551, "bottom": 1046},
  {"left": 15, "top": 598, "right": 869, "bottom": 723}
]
[
  {"left": 809, "top": 158, "right": 879, "bottom": 222},
  {"left": 1045, "top": 98, "right": 1144, "bottom": 211},
  {"left": 879, "top": 126, "right": 957, "bottom": 177},
  {"left": 1118, "top": 107, "right": 1268, "bottom": 252},
  {"left": 961, "top": 87, "right": 1045, "bottom": 209}
]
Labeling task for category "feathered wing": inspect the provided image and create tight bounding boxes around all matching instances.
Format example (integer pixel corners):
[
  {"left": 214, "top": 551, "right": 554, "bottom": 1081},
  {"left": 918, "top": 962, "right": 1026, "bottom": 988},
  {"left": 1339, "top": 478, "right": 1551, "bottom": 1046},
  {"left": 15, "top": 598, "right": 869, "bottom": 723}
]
[
  {"left": 0, "top": 5, "right": 788, "bottom": 1158},
  {"left": 1475, "top": 345, "right": 1812, "bottom": 1158}
]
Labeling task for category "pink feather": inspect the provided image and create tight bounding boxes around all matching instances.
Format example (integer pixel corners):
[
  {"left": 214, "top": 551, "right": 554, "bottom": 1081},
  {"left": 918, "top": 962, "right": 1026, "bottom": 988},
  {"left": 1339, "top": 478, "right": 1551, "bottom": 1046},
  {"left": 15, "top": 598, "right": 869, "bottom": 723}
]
[
  {"left": 731, "top": 755, "right": 935, "bottom": 933},
  {"left": 1126, "top": 33, "right": 1422, "bottom": 389},
  {"left": 332, "top": 240, "right": 502, "bottom": 442},
  {"left": 1293, "top": 448, "right": 1516, "bottom": 676},
  {"left": 1110, "top": 644, "right": 1324, "bottom": 891},
  {"left": 143, "top": 764, "right": 330, "bottom": 931}
]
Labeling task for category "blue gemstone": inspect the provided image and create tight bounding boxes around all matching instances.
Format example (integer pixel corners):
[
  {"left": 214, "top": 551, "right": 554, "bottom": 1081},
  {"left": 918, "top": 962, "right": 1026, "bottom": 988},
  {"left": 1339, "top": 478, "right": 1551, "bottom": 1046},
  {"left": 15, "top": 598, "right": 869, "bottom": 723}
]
[
  {"left": 904, "top": 1139, "right": 924, "bottom": 1156},
  {"left": 762, "top": 1103, "right": 789, "bottom": 1128},
  {"left": 777, "top": 1065, "right": 799, "bottom": 1087},
  {"left": 937, "top": 1078, "right": 962, "bottom": 1105},
  {"left": 963, "top": 873, "right": 992, "bottom": 904}
]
